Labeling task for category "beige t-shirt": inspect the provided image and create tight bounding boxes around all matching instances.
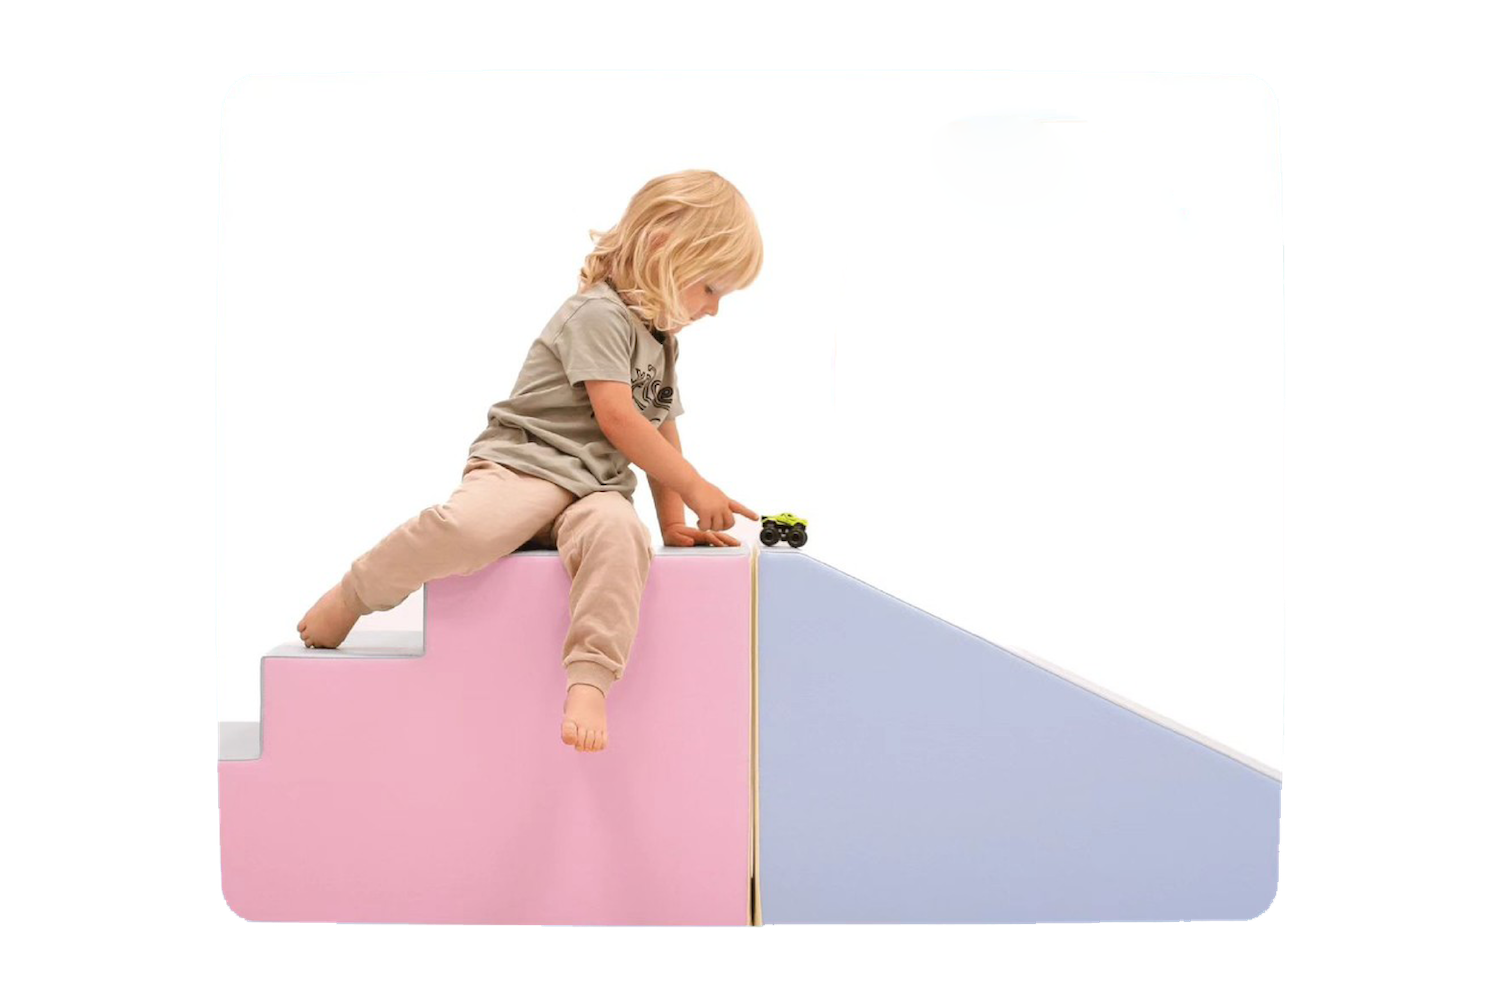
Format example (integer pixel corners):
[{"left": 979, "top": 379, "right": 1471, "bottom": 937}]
[{"left": 467, "top": 280, "right": 684, "bottom": 499}]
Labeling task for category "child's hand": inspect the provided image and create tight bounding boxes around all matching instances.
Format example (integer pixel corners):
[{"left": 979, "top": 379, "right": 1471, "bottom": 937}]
[
  {"left": 663, "top": 523, "right": 741, "bottom": 547},
  {"left": 683, "top": 479, "right": 758, "bottom": 533}
]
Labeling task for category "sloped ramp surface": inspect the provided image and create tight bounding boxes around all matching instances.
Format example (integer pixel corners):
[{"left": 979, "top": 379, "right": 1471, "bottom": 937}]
[{"left": 756, "top": 550, "right": 1280, "bottom": 923}]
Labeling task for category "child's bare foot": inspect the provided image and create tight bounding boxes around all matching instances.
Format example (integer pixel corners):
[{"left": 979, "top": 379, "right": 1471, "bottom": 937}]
[
  {"left": 296, "top": 583, "right": 361, "bottom": 649},
  {"left": 561, "top": 683, "right": 609, "bottom": 752}
]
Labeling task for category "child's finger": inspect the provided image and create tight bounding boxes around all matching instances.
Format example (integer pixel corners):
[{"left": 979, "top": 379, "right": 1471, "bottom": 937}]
[{"left": 730, "top": 500, "right": 759, "bottom": 520}]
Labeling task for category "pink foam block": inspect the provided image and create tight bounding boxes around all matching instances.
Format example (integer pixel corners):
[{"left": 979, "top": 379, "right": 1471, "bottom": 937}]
[{"left": 220, "top": 550, "right": 752, "bottom": 925}]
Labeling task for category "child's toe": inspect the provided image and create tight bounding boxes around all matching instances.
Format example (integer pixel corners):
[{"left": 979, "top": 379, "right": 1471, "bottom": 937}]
[{"left": 561, "top": 719, "right": 578, "bottom": 746}]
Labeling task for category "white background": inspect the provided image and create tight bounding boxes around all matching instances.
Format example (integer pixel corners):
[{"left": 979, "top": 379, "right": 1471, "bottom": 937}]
[{"left": 218, "top": 70, "right": 1283, "bottom": 770}]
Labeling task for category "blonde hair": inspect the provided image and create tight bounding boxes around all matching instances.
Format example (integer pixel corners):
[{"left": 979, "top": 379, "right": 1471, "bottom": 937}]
[{"left": 579, "top": 170, "right": 763, "bottom": 331}]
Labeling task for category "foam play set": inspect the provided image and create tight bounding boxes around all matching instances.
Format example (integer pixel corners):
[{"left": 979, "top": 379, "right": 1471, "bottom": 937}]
[{"left": 218, "top": 545, "right": 1280, "bottom": 925}]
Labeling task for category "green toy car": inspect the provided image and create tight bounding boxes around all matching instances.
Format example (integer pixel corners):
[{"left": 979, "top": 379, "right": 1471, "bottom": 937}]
[{"left": 759, "top": 512, "right": 809, "bottom": 548}]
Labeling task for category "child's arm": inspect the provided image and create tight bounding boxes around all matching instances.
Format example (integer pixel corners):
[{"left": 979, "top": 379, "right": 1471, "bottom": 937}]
[
  {"left": 585, "top": 380, "right": 750, "bottom": 539},
  {"left": 650, "top": 418, "right": 739, "bottom": 546},
  {"left": 649, "top": 418, "right": 688, "bottom": 532},
  {"left": 587, "top": 382, "right": 700, "bottom": 495}
]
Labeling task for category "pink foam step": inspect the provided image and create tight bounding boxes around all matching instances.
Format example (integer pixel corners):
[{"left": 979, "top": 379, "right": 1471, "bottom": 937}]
[{"left": 219, "top": 549, "right": 752, "bottom": 925}]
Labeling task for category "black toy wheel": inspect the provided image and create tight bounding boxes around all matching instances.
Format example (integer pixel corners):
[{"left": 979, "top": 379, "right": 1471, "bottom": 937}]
[
  {"left": 760, "top": 525, "right": 781, "bottom": 546},
  {"left": 787, "top": 527, "right": 807, "bottom": 548}
]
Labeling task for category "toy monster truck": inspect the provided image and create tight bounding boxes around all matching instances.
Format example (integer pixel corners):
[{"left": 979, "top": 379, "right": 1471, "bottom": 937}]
[{"left": 759, "top": 513, "right": 809, "bottom": 548}]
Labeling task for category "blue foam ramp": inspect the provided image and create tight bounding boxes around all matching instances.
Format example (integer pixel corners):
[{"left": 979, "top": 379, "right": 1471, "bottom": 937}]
[{"left": 756, "top": 550, "right": 1280, "bottom": 923}]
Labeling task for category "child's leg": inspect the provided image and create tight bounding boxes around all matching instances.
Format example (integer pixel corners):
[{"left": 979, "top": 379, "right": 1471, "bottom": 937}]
[
  {"left": 547, "top": 491, "right": 654, "bottom": 752},
  {"left": 297, "top": 458, "right": 575, "bottom": 648}
]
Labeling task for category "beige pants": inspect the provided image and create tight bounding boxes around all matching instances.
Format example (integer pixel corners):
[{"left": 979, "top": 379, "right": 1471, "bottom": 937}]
[{"left": 339, "top": 457, "right": 652, "bottom": 697}]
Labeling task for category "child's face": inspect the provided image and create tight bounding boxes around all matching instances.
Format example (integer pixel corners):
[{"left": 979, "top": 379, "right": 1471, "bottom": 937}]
[{"left": 668, "top": 277, "right": 735, "bottom": 333}]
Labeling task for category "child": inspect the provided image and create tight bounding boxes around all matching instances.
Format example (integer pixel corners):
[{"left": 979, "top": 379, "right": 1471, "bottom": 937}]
[{"left": 296, "top": 169, "right": 762, "bottom": 754}]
